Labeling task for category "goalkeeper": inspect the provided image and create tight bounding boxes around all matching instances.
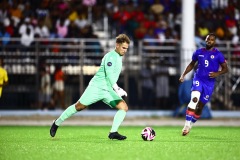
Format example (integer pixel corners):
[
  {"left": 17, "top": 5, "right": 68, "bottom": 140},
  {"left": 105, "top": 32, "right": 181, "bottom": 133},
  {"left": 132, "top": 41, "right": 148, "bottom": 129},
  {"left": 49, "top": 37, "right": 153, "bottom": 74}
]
[{"left": 50, "top": 34, "right": 130, "bottom": 140}]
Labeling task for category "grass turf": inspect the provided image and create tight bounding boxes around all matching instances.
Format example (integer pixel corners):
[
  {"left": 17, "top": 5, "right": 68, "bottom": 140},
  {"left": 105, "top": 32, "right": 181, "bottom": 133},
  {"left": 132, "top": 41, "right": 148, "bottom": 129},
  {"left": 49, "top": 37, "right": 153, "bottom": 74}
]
[{"left": 0, "top": 126, "right": 240, "bottom": 160}]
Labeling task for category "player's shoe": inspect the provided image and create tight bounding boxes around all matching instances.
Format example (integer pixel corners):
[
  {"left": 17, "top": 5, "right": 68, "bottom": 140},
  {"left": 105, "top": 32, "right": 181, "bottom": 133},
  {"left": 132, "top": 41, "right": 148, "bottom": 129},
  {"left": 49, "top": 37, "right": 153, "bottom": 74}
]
[
  {"left": 50, "top": 120, "right": 59, "bottom": 137},
  {"left": 108, "top": 132, "right": 127, "bottom": 140},
  {"left": 182, "top": 125, "right": 191, "bottom": 136}
]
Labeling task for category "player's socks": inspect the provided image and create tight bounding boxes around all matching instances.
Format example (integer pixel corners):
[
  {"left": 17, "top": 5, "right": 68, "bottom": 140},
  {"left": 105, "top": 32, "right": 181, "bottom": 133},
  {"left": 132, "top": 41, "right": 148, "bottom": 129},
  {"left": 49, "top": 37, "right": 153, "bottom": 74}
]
[
  {"left": 190, "top": 113, "right": 200, "bottom": 128},
  {"left": 55, "top": 104, "right": 77, "bottom": 126},
  {"left": 185, "top": 110, "right": 195, "bottom": 127},
  {"left": 110, "top": 110, "right": 126, "bottom": 133},
  {"left": 182, "top": 110, "right": 197, "bottom": 136}
]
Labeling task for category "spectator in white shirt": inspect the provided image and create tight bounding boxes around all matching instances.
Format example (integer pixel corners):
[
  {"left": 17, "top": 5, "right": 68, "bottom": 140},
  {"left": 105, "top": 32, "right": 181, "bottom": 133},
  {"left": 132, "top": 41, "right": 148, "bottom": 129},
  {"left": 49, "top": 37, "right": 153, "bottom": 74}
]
[
  {"left": 19, "top": 17, "right": 34, "bottom": 36},
  {"left": 34, "top": 18, "right": 50, "bottom": 38},
  {"left": 20, "top": 27, "right": 34, "bottom": 51}
]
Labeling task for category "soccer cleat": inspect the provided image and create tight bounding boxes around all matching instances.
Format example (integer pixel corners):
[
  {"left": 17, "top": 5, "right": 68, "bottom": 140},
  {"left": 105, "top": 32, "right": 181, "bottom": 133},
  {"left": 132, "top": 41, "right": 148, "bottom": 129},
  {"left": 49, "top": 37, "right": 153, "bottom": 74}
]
[
  {"left": 50, "top": 120, "right": 59, "bottom": 137},
  {"left": 108, "top": 132, "right": 127, "bottom": 140},
  {"left": 182, "top": 125, "right": 191, "bottom": 136}
]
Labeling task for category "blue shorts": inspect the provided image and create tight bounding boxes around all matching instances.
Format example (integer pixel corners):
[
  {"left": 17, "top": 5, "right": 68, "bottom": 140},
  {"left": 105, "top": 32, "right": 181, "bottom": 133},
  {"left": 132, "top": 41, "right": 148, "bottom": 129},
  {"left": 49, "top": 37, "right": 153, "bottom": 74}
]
[{"left": 191, "top": 78, "right": 214, "bottom": 104}]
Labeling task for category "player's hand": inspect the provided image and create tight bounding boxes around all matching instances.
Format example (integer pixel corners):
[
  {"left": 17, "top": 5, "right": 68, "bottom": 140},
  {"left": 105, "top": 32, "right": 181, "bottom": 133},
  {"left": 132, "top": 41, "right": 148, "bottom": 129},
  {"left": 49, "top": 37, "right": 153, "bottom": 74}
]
[
  {"left": 115, "top": 87, "right": 127, "bottom": 97},
  {"left": 113, "top": 83, "right": 127, "bottom": 97},
  {"left": 209, "top": 72, "right": 218, "bottom": 78},
  {"left": 179, "top": 75, "right": 184, "bottom": 83}
]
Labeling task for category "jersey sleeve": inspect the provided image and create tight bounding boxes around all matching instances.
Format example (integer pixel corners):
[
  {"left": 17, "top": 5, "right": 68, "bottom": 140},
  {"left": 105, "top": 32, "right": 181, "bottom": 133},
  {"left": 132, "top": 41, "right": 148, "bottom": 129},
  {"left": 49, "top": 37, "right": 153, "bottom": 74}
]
[
  {"left": 218, "top": 51, "right": 226, "bottom": 64},
  {"left": 104, "top": 54, "right": 119, "bottom": 87},
  {"left": 192, "top": 49, "right": 198, "bottom": 62}
]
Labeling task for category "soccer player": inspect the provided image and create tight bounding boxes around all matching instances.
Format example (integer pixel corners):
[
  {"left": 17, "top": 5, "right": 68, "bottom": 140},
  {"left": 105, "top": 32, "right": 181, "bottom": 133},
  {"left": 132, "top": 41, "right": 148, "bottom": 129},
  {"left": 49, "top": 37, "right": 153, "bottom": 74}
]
[
  {"left": 0, "top": 57, "right": 8, "bottom": 98},
  {"left": 179, "top": 33, "right": 228, "bottom": 136},
  {"left": 50, "top": 34, "right": 130, "bottom": 140}
]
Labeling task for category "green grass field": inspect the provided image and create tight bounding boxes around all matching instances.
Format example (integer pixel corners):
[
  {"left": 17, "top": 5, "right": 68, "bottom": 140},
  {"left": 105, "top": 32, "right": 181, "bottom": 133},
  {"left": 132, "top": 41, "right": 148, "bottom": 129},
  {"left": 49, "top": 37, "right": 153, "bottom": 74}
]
[{"left": 0, "top": 126, "right": 240, "bottom": 160}]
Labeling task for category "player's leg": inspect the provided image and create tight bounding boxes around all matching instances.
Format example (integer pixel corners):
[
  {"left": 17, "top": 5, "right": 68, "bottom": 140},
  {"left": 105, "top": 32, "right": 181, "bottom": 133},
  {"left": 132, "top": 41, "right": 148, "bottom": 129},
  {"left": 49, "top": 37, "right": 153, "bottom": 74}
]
[
  {"left": 111, "top": 100, "right": 128, "bottom": 131},
  {"left": 109, "top": 100, "right": 128, "bottom": 140},
  {"left": 103, "top": 90, "right": 128, "bottom": 140},
  {"left": 190, "top": 101, "right": 204, "bottom": 128},
  {"left": 50, "top": 85, "right": 99, "bottom": 137},
  {"left": 56, "top": 102, "right": 87, "bottom": 126},
  {"left": 182, "top": 90, "right": 200, "bottom": 136},
  {"left": 191, "top": 84, "right": 214, "bottom": 128},
  {"left": 50, "top": 102, "right": 87, "bottom": 137}
]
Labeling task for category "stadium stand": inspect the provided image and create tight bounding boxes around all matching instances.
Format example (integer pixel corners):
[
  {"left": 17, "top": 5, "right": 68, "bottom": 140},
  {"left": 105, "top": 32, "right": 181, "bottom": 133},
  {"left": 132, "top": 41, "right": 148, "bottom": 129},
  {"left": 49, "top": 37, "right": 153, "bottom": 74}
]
[{"left": 0, "top": 0, "right": 239, "bottom": 110}]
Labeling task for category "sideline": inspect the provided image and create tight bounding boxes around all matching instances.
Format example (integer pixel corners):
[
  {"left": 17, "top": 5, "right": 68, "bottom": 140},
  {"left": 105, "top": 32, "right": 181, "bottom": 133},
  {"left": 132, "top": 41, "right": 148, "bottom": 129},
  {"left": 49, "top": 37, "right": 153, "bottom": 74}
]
[{"left": 0, "top": 110, "right": 240, "bottom": 126}]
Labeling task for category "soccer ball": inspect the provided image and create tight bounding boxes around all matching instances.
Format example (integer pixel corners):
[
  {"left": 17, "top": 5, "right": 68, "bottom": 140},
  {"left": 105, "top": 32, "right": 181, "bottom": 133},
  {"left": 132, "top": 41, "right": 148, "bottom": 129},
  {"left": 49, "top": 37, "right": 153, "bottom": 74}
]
[{"left": 141, "top": 127, "right": 156, "bottom": 141}]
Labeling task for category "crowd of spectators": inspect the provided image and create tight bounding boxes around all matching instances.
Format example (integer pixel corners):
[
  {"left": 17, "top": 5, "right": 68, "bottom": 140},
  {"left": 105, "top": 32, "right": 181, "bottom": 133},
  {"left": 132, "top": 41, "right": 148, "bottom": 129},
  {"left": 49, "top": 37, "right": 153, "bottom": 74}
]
[
  {"left": 0, "top": 0, "right": 239, "bottom": 72},
  {"left": 0, "top": 0, "right": 239, "bottom": 110},
  {"left": 0, "top": 0, "right": 240, "bottom": 57},
  {"left": 0, "top": 0, "right": 239, "bottom": 49},
  {"left": 0, "top": 0, "right": 239, "bottom": 79},
  {"left": 0, "top": 0, "right": 99, "bottom": 51},
  {"left": 107, "top": 0, "right": 240, "bottom": 46}
]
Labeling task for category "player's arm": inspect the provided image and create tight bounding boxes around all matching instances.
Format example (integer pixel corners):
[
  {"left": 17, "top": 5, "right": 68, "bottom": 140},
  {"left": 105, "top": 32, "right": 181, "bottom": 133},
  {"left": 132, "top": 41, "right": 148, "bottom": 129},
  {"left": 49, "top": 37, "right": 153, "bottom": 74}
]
[
  {"left": 104, "top": 55, "right": 118, "bottom": 86},
  {"left": 179, "top": 60, "right": 196, "bottom": 83},
  {"left": 3, "top": 80, "right": 8, "bottom": 86},
  {"left": 0, "top": 81, "right": 8, "bottom": 87},
  {"left": 209, "top": 62, "right": 228, "bottom": 78},
  {"left": 104, "top": 54, "right": 127, "bottom": 97}
]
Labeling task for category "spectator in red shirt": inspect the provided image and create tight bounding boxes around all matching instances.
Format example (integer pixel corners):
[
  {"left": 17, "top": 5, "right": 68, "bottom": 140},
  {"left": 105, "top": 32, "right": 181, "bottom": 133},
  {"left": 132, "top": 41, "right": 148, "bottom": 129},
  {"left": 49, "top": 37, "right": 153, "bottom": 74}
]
[{"left": 52, "top": 65, "right": 66, "bottom": 110}]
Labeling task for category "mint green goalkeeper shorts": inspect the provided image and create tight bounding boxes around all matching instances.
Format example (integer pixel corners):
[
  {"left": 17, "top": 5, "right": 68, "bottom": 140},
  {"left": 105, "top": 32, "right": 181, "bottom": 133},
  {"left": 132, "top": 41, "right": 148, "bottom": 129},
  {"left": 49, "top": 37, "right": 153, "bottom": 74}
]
[{"left": 79, "top": 85, "right": 123, "bottom": 108}]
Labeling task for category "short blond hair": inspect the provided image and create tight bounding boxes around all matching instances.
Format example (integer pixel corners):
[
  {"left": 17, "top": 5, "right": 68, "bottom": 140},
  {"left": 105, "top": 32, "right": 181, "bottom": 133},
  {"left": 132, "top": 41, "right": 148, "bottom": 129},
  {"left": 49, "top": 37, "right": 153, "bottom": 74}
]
[{"left": 116, "top": 34, "right": 130, "bottom": 44}]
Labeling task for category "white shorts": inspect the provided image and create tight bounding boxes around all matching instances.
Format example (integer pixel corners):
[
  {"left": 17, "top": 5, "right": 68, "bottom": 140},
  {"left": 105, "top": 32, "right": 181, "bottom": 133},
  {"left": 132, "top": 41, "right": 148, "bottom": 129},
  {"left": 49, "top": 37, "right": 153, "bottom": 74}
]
[{"left": 54, "top": 81, "right": 64, "bottom": 91}]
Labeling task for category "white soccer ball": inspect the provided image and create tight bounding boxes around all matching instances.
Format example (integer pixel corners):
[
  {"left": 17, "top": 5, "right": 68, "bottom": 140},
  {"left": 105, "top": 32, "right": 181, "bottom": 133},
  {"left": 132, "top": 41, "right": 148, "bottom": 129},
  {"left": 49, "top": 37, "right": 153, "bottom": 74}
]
[{"left": 141, "top": 127, "right": 156, "bottom": 141}]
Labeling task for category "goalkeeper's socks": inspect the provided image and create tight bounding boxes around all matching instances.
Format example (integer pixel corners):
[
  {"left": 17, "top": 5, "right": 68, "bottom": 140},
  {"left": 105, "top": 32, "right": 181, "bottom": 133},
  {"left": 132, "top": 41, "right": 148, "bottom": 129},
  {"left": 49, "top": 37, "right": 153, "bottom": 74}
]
[
  {"left": 55, "top": 104, "right": 77, "bottom": 126},
  {"left": 110, "top": 110, "right": 126, "bottom": 133}
]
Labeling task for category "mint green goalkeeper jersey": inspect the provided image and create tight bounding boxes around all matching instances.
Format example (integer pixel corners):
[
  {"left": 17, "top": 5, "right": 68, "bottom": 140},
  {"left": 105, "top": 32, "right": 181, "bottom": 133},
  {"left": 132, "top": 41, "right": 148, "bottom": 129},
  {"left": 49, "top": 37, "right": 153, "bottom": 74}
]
[{"left": 89, "top": 50, "right": 122, "bottom": 90}]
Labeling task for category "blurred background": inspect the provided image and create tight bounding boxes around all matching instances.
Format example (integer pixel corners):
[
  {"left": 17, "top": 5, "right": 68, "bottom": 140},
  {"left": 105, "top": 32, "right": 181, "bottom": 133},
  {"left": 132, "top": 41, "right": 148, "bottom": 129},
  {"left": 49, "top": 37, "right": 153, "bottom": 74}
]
[{"left": 0, "top": 0, "right": 239, "bottom": 116}]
